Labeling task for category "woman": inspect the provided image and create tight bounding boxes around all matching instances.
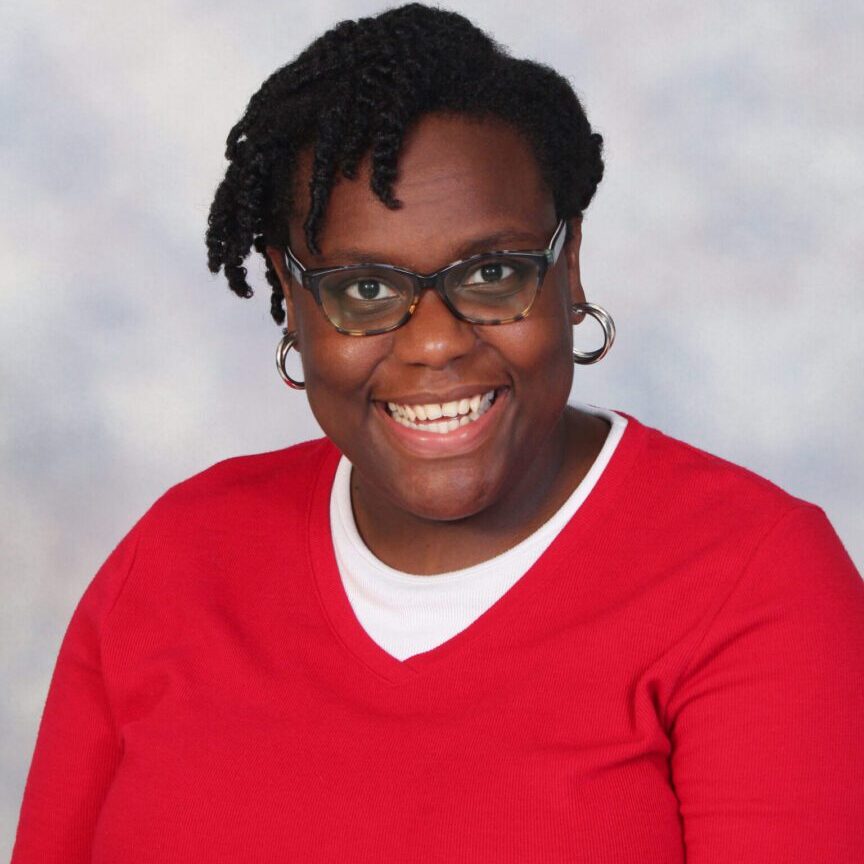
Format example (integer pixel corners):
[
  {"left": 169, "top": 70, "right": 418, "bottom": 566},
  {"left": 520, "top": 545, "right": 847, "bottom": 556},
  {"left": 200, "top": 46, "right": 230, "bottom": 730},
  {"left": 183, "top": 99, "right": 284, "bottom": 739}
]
[{"left": 12, "top": 4, "right": 864, "bottom": 862}]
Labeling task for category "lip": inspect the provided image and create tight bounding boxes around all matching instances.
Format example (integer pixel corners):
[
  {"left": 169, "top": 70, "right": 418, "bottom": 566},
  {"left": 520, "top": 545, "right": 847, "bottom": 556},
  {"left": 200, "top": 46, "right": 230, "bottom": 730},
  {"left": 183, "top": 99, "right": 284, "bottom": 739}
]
[
  {"left": 374, "top": 387, "right": 510, "bottom": 458},
  {"left": 376, "top": 384, "right": 505, "bottom": 406}
]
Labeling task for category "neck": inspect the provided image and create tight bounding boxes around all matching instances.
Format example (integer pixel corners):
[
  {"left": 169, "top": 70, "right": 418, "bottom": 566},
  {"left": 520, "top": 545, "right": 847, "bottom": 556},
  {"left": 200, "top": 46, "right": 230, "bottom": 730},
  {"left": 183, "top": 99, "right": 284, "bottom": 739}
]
[{"left": 349, "top": 406, "right": 609, "bottom": 574}]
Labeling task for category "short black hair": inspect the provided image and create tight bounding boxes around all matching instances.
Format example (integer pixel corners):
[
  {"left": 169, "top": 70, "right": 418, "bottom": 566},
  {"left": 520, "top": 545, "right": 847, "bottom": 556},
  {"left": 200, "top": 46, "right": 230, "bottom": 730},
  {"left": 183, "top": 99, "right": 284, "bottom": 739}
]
[{"left": 206, "top": 3, "right": 604, "bottom": 325}]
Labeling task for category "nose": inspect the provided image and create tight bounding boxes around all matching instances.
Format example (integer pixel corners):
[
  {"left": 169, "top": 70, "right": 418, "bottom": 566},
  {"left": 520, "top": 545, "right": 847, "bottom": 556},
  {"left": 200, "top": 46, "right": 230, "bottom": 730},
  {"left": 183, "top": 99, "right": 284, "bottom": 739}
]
[{"left": 391, "top": 287, "right": 477, "bottom": 369}]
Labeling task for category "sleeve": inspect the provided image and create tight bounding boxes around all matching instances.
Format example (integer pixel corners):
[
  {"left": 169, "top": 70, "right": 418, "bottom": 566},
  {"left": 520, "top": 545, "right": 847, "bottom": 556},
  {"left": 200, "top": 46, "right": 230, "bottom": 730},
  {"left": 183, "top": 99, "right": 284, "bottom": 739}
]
[
  {"left": 10, "top": 525, "right": 141, "bottom": 864},
  {"left": 665, "top": 504, "right": 864, "bottom": 862}
]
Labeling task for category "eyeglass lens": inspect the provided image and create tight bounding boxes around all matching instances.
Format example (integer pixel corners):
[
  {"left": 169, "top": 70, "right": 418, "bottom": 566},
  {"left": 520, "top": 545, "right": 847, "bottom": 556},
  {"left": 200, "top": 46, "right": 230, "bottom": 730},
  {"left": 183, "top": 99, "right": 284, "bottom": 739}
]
[{"left": 318, "top": 255, "right": 543, "bottom": 333}]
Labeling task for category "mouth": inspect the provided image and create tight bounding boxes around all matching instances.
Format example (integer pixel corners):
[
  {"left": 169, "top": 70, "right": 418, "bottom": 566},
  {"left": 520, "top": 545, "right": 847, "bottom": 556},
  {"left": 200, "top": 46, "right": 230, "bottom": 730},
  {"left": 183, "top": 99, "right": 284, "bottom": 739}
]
[
  {"left": 384, "top": 388, "right": 500, "bottom": 433},
  {"left": 374, "top": 387, "right": 510, "bottom": 456}
]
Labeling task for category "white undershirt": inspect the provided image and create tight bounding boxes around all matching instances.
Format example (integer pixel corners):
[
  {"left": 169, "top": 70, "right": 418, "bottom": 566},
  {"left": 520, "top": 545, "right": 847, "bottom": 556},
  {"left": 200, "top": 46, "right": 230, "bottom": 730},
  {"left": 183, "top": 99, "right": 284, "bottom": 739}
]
[{"left": 330, "top": 402, "right": 627, "bottom": 660}]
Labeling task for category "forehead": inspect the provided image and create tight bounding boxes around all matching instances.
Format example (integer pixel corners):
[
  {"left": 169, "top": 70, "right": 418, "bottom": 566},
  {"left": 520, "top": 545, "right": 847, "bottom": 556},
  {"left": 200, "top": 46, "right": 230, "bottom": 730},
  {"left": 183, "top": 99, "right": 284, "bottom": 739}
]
[{"left": 290, "top": 113, "right": 556, "bottom": 266}]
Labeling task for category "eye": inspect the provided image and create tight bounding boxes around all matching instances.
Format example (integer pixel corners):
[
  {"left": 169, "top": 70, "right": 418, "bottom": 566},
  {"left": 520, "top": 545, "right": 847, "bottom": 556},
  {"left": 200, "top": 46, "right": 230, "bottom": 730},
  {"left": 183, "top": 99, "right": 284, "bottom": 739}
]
[
  {"left": 343, "top": 278, "right": 399, "bottom": 301},
  {"left": 463, "top": 261, "right": 516, "bottom": 285}
]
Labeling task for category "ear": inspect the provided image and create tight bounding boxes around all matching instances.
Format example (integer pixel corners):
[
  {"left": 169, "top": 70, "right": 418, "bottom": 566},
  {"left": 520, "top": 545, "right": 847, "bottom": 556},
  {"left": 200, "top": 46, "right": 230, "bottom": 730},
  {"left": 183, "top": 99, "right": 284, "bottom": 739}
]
[
  {"left": 265, "top": 245, "right": 299, "bottom": 335},
  {"left": 564, "top": 216, "right": 587, "bottom": 325}
]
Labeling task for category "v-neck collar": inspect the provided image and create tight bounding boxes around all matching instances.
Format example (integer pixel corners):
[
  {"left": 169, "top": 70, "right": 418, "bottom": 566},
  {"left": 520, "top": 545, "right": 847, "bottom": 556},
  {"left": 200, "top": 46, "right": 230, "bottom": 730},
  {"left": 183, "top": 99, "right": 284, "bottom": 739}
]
[{"left": 304, "top": 409, "right": 648, "bottom": 686}]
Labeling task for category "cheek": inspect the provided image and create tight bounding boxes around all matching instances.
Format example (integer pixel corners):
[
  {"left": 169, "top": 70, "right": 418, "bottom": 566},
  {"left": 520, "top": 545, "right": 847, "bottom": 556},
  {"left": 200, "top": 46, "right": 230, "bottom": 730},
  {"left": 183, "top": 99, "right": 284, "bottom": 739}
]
[
  {"left": 495, "top": 297, "right": 574, "bottom": 382},
  {"left": 293, "top": 301, "right": 388, "bottom": 430},
  {"left": 302, "top": 339, "right": 382, "bottom": 434},
  {"left": 303, "top": 338, "right": 375, "bottom": 392}
]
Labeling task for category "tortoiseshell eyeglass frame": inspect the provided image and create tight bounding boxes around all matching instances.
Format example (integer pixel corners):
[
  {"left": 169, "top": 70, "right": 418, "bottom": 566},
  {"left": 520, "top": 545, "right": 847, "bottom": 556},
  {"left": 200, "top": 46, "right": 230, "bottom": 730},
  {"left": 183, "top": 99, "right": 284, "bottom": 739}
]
[{"left": 282, "top": 218, "right": 568, "bottom": 336}]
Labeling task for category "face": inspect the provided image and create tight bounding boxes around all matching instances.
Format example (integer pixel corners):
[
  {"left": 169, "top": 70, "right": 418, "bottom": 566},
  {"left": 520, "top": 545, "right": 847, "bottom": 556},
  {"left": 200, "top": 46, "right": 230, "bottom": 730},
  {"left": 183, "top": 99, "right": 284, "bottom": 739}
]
[{"left": 267, "top": 113, "right": 586, "bottom": 522}]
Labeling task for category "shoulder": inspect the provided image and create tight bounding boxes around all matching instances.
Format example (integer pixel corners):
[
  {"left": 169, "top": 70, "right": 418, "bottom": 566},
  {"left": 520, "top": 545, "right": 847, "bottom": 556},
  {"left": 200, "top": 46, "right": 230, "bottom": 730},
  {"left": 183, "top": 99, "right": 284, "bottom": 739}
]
[
  {"left": 619, "top": 410, "right": 810, "bottom": 521},
  {"left": 605, "top": 410, "right": 837, "bottom": 570},
  {"left": 137, "top": 436, "right": 339, "bottom": 538},
  {"left": 76, "top": 438, "right": 341, "bottom": 637},
  {"left": 608, "top": 412, "right": 861, "bottom": 646}
]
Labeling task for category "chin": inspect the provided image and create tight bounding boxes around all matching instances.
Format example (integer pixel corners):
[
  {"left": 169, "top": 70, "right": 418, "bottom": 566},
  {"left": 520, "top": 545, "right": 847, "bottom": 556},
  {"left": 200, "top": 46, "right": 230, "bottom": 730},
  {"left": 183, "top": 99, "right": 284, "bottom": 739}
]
[{"left": 390, "top": 466, "right": 504, "bottom": 523}]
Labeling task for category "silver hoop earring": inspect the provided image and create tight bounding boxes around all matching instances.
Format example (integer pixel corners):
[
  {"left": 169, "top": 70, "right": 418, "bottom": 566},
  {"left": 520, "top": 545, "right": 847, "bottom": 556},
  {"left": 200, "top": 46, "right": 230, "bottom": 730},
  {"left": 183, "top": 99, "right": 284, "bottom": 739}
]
[
  {"left": 572, "top": 302, "right": 615, "bottom": 365},
  {"left": 276, "top": 330, "right": 305, "bottom": 390}
]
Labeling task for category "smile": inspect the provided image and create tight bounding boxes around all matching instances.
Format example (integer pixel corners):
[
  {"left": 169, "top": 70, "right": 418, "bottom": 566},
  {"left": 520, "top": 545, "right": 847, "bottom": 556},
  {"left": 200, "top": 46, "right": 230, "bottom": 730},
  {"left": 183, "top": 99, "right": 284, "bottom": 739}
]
[
  {"left": 386, "top": 390, "right": 496, "bottom": 434},
  {"left": 375, "top": 387, "right": 509, "bottom": 457}
]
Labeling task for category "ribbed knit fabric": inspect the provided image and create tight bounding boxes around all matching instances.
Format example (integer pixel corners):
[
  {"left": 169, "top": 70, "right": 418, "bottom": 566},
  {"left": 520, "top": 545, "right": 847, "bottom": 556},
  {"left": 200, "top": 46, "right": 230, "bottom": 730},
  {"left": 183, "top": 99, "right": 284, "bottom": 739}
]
[{"left": 11, "top": 411, "right": 864, "bottom": 863}]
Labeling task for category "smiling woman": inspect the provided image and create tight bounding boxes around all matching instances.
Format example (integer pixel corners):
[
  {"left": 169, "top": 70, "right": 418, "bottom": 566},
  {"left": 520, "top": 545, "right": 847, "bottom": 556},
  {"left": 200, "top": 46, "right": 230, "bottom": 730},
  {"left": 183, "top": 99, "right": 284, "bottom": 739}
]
[{"left": 11, "top": 4, "right": 864, "bottom": 863}]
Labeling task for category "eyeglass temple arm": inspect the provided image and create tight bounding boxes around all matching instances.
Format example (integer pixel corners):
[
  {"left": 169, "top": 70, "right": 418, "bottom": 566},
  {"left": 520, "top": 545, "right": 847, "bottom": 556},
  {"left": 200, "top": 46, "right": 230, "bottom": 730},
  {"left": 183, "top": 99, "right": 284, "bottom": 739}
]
[
  {"left": 546, "top": 218, "right": 568, "bottom": 266},
  {"left": 284, "top": 248, "right": 306, "bottom": 285}
]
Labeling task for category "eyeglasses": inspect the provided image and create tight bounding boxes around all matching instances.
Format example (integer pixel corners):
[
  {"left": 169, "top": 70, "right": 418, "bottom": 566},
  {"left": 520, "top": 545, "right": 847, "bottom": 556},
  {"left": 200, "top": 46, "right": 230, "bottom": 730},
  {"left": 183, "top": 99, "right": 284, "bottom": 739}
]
[{"left": 282, "top": 219, "right": 568, "bottom": 336}]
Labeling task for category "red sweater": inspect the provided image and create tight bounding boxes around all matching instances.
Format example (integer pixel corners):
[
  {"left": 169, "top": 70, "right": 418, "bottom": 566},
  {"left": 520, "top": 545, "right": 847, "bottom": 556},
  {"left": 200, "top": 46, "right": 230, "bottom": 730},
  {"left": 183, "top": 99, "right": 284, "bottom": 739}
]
[{"left": 12, "top": 412, "right": 864, "bottom": 862}]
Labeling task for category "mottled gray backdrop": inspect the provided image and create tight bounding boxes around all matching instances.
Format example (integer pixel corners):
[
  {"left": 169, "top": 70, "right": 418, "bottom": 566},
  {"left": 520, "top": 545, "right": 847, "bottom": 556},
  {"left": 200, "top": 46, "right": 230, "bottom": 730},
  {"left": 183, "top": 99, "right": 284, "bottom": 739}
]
[{"left": 2, "top": 0, "right": 862, "bottom": 853}]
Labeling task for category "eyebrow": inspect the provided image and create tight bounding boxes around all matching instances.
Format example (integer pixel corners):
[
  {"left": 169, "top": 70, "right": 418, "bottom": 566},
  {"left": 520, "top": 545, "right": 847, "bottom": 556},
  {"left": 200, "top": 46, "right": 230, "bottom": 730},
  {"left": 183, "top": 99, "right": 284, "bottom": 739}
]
[{"left": 317, "top": 230, "right": 547, "bottom": 268}]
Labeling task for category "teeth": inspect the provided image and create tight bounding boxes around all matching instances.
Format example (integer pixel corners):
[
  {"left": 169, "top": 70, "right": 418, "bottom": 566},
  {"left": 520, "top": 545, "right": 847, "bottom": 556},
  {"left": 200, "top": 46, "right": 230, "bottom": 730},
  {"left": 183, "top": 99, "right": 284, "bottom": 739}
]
[{"left": 386, "top": 389, "right": 499, "bottom": 433}]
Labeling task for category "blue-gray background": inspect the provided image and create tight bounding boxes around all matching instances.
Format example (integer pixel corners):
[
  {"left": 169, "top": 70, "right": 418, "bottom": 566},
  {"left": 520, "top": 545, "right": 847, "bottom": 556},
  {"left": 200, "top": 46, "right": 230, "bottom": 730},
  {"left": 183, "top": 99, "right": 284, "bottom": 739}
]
[{"left": 2, "top": 0, "right": 861, "bottom": 853}]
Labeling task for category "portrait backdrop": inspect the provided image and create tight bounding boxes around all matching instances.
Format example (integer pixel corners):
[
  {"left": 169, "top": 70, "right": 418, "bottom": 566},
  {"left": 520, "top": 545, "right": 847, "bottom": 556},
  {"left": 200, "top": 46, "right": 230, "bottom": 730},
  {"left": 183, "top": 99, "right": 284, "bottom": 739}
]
[{"left": 1, "top": 0, "right": 862, "bottom": 853}]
